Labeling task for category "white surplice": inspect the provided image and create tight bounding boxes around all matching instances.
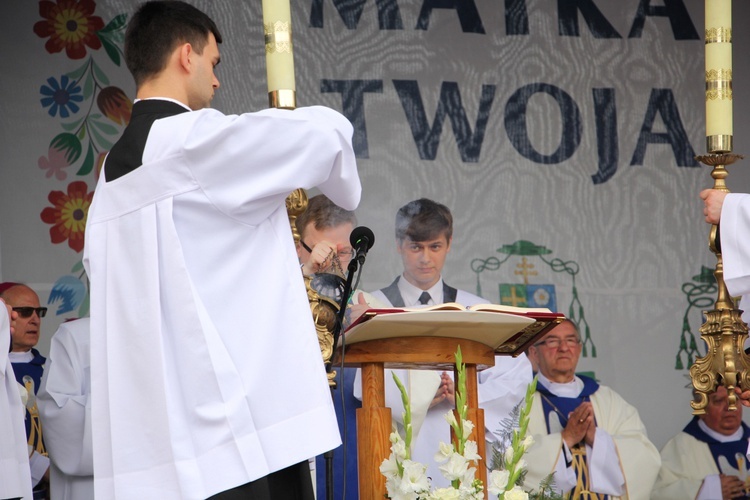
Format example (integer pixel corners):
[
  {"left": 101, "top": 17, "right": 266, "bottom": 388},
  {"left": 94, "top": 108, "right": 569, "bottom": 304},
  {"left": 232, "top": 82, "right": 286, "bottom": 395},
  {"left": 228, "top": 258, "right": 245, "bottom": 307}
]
[
  {"left": 37, "top": 318, "right": 93, "bottom": 500},
  {"left": 83, "top": 104, "right": 360, "bottom": 499},
  {"left": 718, "top": 193, "right": 750, "bottom": 323},
  {"left": 0, "top": 307, "right": 33, "bottom": 500}
]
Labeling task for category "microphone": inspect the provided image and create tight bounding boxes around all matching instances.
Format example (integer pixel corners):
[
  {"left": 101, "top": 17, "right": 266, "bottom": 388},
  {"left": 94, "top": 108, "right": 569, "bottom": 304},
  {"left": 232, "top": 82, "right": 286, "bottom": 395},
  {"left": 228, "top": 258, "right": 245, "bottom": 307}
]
[{"left": 349, "top": 226, "right": 375, "bottom": 266}]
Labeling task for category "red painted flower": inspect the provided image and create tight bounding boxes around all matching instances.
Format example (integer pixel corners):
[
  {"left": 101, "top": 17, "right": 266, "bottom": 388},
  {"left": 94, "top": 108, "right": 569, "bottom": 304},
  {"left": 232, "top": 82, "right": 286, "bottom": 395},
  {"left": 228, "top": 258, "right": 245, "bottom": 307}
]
[
  {"left": 97, "top": 87, "right": 132, "bottom": 125},
  {"left": 40, "top": 181, "right": 94, "bottom": 253},
  {"left": 33, "top": 0, "right": 104, "bottom": 60}
]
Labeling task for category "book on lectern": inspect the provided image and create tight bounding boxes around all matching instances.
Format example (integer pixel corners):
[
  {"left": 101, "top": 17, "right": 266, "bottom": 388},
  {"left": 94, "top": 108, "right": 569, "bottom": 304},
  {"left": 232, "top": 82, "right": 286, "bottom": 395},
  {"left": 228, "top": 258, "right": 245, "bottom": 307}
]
[{"left": 341, "top": 303, "right": 565, "bottom": 356}]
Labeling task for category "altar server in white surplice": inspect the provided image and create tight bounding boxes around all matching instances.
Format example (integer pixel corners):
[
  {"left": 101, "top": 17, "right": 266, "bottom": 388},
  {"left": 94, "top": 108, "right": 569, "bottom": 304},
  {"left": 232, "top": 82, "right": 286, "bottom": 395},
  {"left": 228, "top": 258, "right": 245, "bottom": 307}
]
[
  {"left": 82, "top": 2, "right": 360, "bottom": 499},
  {"left": 355, "top": 198, "right": 532, "bottom": 488},
  {"left": 37, "top": 318, "right": 93, "bottom": 500},
  {"left": 525, "top": 320, "right": 660, "bottom": 499},
  {"left": 0, "top": 299, "right": 33, "bottom": 500}
]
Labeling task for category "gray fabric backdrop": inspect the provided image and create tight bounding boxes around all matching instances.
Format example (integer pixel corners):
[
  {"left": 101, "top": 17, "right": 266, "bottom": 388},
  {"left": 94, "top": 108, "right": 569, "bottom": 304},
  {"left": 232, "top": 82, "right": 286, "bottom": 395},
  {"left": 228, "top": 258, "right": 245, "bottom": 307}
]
[{"left": 2, "top": 0, "right": 750, "bottom": 451}]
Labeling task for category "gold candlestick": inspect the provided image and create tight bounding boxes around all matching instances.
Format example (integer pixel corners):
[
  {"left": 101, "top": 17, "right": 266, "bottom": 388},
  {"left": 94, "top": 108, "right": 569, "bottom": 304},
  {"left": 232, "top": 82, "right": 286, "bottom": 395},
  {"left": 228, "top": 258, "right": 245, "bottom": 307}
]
[{"left": 691, "top": 154, "right": 749, "bottom": 413}]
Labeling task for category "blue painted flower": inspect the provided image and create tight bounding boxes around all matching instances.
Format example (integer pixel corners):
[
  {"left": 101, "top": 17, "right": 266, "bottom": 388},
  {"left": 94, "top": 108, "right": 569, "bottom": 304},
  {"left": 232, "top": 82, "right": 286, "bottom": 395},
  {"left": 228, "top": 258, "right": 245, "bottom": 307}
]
[{"left": 40, "top": 75, "right": 83, "bottom": 118}]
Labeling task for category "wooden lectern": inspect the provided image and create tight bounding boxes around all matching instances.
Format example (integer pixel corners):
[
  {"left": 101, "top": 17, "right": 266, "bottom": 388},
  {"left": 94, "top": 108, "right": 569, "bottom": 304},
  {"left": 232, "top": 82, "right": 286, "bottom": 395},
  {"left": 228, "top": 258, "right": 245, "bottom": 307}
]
[{"left": 332, "top": 336, "right": 496, "bottom": 499}]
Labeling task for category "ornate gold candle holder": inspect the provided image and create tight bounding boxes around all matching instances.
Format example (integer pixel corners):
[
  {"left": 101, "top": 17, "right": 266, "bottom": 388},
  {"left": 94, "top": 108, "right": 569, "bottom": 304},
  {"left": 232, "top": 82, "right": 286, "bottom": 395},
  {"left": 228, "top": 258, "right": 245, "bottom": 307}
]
[{"left": 691, "top": 153, "right": 750, "bottom": 413}]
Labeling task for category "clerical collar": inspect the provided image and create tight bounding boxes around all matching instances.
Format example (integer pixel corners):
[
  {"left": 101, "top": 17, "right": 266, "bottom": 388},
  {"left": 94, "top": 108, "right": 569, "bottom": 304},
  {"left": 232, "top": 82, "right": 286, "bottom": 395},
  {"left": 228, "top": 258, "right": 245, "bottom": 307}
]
[
  {"left": 398, "top": 275, "right": 443, "bottom": 306},
  {"left": 537, "top": 372, "right": 584, "bottom": 398},
  {"left": 134, "top": 97, "right": 191, "bottom": 111},
  {"left": 698, "top": 419, "right": 744, "bottom": 443},
  {"left": 9, "top": 350, "right": 34, "bottom": 363}
]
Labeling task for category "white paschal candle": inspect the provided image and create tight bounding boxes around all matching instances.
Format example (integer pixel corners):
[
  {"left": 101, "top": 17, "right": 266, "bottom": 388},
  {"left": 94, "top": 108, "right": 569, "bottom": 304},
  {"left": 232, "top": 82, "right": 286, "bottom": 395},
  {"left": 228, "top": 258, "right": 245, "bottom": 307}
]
[
  {"left": 705, "top": 0, "right": 733, "bottom": 152},
  {"left": 262, "top": 0, "right": 296, "bottom": 107}
]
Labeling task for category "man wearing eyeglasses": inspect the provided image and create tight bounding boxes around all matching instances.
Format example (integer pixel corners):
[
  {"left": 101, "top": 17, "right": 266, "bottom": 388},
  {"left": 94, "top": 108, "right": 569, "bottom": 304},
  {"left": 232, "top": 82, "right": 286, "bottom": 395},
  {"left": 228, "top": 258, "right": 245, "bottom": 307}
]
[
  {"left": 0, "top": 282, "right": 50, "bottom": 498},
  {"left": 295, "top": 194, "right": 384, "bottom": 499},
  {"left": 524, "top": 319, "right": 660, "bottom": 499}
]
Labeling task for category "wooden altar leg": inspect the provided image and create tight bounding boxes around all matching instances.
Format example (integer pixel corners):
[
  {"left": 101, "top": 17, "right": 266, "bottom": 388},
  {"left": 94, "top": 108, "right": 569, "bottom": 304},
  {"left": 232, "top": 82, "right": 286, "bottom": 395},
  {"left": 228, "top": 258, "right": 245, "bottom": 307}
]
[
  {"left": 357, "top": 362, "right": 391, "bottom": 500},
  {"left": 457, "top": 363, "right": 488, "bottom": 496}
]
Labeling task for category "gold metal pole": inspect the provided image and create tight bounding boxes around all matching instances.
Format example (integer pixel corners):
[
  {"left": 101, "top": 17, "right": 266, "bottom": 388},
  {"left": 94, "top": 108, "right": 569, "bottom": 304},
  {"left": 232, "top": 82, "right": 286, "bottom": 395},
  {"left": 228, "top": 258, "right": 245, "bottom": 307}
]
[
  {"left": 690, "top": 0, "right": 749, "bottom": 413},
  {"left": 262, "top": 0, "right": 339, "bottom": 387}
]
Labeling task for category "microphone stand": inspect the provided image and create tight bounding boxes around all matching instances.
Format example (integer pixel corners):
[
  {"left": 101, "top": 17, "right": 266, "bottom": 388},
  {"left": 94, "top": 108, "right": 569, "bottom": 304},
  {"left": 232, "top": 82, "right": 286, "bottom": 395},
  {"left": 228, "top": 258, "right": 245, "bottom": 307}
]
[{"left": 324, "top": 256, "right": 364, "bottom": 500}]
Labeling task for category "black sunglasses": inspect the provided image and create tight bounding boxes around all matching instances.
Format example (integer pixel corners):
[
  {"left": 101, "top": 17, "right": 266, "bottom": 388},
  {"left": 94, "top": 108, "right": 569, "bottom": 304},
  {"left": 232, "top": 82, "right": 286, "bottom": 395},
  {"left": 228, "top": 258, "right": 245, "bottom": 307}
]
[{"left": 12, "top": 307, "right": 47, "bottom": 318}]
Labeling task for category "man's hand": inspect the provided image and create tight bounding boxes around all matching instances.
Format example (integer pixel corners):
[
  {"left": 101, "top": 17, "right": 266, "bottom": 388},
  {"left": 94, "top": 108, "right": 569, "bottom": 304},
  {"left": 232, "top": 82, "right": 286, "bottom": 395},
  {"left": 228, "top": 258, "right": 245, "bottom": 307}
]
[
  {"left": 719, "top": 473, "right": 746, "bottom": 499},
  {"left": 429, "top": 371, "right": 455, "bottom": 408},
  {"left": 346, "top": 293, "right": 371, "bottom": 326},
  {"left": 561, "top": 401, "right": 594, "bottom": 449},
  {"left": 301, "top": 240, "right": 338, "bottom": 276},
  {"left": 700, "top": 189, "right": 728, "bottom": 225},
  {"left": 734, "top": 387, "right": 750, "bottom": 408}
]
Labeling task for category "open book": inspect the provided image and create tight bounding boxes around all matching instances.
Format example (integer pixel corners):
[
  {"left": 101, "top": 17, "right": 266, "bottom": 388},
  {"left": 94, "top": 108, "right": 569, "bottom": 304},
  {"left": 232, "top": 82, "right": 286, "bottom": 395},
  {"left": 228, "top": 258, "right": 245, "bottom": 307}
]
[{"left": 342, "top": 303, "right": 565, "bottom": 356}]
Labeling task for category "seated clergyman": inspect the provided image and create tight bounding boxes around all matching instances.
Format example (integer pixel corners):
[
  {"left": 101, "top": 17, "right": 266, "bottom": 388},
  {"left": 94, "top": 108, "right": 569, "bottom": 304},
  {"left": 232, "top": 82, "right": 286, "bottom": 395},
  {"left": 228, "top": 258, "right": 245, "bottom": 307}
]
[{"left": 523, "top": 319, "right": 660, "bottom": 499}]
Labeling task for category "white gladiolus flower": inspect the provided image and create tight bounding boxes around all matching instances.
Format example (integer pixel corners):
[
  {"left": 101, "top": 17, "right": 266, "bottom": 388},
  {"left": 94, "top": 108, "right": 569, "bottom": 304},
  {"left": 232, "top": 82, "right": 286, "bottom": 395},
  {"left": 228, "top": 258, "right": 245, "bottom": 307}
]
[
  {"left": 434, "top": 441, "right": 454, "bottom": 463},
  {"left": 462, "top": 440, "right": 481, "bottom": 461},
  {"left": 488, "top": 469, "right": 510, "bottom": 495},
  {"left": 438, "top": 452, "right": 469, "bottom": 481},
  {"left": 505, "top": 485, "right": 530, "bottom": 500},
  {"left": 380, "top": 455, "right": 400, "bottom": 479},
  {"left": 392, "top": 439, "right": 407, "bottom": 460},
  {"left": 522, "top": 435, "right": 534, "bottom": 449},
  {"left": 462, "top": 418, "right": 474, "bottom": 436},
  {"left": 504, "top": 445, "right": 515, "bottom": 464},
  {"left": 390, "top": 431, "right": 401, "bottom": 443},
  {"left": 429, "top": 487, "right": 461, "bottom": 500},
  {"left": 399, "top": 460, "right": 430, "bottom": 493},
  {"left": 517, "top": 458, "right": 527, "bottom": 470},
  {"left": 444, "top": 410, "right": 458, "bottom": 427}
]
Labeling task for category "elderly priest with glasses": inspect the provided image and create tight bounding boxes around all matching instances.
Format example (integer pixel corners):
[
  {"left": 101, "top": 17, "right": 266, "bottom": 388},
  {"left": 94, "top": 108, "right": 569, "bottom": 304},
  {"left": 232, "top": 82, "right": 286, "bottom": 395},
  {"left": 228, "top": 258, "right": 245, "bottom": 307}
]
[
  {"left": 523, "top": 319, "right": 660, "bottom": 499},
  {"left": 0, "top": 282, "right": 50, "bottom": 497}
]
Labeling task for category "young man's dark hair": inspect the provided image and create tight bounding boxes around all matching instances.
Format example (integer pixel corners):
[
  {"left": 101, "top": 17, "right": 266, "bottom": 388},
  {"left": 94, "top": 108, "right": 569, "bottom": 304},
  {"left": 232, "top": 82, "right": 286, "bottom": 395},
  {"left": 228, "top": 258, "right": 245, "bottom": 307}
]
[
  {"left": 125, "top": 0, "right": 223, "bottom": 87},
  {"left": 394, "top": 198, "right": 453, "bottom": 243}
]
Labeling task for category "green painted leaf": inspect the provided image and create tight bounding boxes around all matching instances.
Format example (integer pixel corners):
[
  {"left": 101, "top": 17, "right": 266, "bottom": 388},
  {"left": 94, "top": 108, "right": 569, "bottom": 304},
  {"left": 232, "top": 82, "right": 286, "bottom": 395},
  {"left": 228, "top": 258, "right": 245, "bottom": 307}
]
[
  {"left": 61, "top": 118, "right": 84, "bottom": 132},
  {"left": 89, "top": 123, "right": 114, "bottom": 150},
  {"left": 66, "top": 60, "right": 90, "bottom": 81},
  {"left": 71, "top": 260, "right": 84, "bottom": 273},
  {"left": 91, "top": 118, "right": 118, "bottom": 136},
  {"left": 100, "top": 37, "right": 121, "bottom": 66},
  {"left": 76, "top": 143, "right": 95, "bottom": 176},
  {"left": 92, "top": 59, "right": 109, "bottom": 87},
  {"left": 99, "top": 13, "right": 127, "bottom": 34},
  {"left": 82, "top": 74, "right": 94, "bottom": 99}
]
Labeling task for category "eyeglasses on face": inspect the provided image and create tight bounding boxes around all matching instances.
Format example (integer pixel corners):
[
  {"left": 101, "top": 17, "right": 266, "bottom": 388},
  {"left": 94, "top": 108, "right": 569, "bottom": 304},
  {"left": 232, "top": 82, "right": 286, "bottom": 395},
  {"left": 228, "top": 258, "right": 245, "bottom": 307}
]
[
  {"left": 12, "top": 307, "right": 48, "bottom": 318},
  {"left": 300, "top": 240, "right": 356, "bottom": 261},
  {"left": 534, "top": 336, "right": 581, "bottom": 349}
]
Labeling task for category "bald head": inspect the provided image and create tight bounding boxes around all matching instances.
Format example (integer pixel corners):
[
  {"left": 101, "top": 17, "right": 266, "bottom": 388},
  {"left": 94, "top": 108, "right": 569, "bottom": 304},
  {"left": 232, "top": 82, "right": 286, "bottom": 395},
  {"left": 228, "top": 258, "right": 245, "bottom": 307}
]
[{"left": 1, "top": 284, "right": 43, "bottom": 352}]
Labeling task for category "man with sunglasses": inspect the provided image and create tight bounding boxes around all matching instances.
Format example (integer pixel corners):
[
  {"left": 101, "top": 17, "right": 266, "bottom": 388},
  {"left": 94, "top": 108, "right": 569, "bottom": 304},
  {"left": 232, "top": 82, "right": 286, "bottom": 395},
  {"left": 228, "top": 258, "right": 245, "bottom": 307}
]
[
  {"left": 523, "top": 319, "right": 660, "bottom": 499},
  {"left": 0, "top": 297, "right": 33, "bottom": 500},
  {"left": 0, "top": 282, "right": 50, "bottom": 498}
]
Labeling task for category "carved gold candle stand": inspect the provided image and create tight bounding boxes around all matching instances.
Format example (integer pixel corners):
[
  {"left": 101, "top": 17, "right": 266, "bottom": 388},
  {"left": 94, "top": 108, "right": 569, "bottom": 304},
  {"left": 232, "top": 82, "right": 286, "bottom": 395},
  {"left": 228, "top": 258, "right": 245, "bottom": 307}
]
[{"left": 691, "top": 153, "right": 750, "bottom": 413}]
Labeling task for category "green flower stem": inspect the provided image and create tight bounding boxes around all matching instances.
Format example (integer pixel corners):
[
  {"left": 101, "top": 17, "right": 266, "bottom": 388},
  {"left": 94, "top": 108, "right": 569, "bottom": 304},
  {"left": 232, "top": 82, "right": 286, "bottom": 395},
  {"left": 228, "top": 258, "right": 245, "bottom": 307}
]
[{"left": 391, "top": 371, "right": 412, "bottom": 460}]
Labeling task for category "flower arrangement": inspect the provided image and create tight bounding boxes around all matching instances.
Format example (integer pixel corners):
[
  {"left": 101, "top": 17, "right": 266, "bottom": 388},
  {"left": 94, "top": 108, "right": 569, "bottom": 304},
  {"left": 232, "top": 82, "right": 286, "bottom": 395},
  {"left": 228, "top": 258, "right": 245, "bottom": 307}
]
[
  {"left": 380, "top": 346, "right": 483, "bottom": 499},
  {"left": 380, "top": 354, "right": 563, "bottom": 500},
  {"left": 487, "top": 377, "right": 563, "bottom": 500}
]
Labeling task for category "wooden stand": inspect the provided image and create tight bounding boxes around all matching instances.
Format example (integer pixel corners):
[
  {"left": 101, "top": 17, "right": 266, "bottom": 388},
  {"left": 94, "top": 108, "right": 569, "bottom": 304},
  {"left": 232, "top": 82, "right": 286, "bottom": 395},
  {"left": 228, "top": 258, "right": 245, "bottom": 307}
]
[{"left": 332, "top": 336, "right": 496, "bottom": 499}]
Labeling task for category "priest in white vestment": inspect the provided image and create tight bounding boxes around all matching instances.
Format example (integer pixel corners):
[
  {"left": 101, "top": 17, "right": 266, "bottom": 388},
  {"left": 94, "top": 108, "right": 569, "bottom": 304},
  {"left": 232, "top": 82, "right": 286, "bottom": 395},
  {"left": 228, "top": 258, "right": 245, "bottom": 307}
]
[
  {"left": 82, "top": 3, "right": 360, "bottom": 499},
  {"left": 525, "top": 320, "right": 660, "bottom": 499},
  {"left": 37, "top": 318, "right": 93, "bottom": 500},
  {"left": 652, "top": 386, "right": 750, "bottom": 500},
  {"left": 0, "top": 299, "right": 33, "bottom": 500}
]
